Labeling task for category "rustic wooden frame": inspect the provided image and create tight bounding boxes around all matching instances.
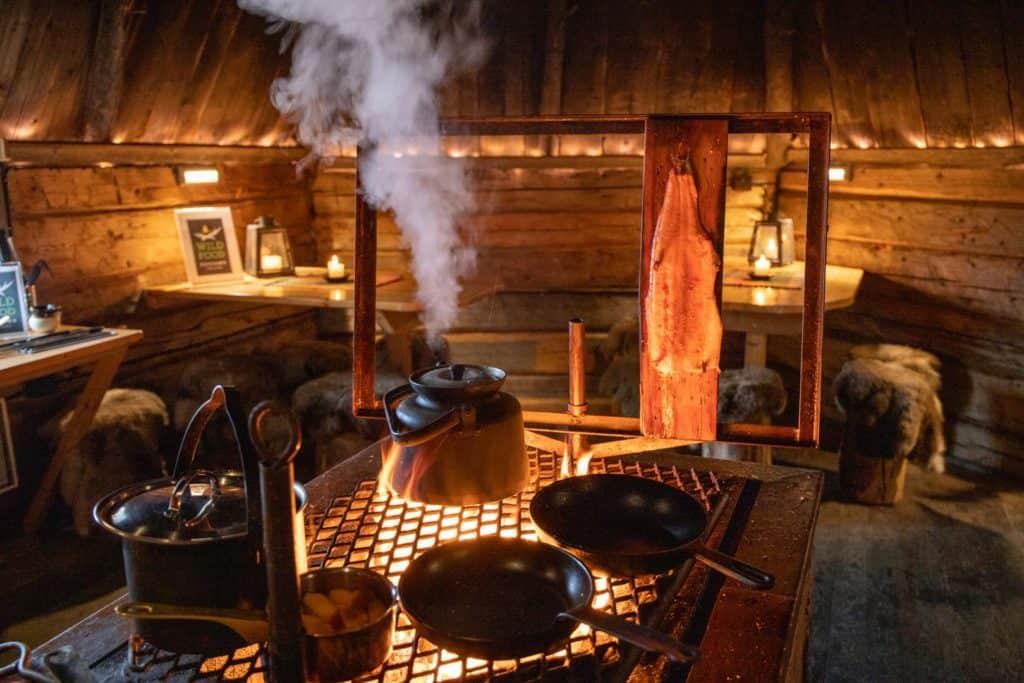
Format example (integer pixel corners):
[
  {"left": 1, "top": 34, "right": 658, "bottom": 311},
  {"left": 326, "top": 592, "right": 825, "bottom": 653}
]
[{"left": 352, "top": 113, "right": 830, "bottom": 448}]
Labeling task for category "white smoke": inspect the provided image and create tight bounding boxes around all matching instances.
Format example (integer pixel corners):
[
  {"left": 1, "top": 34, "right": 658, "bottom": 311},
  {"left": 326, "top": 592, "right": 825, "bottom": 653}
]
[{"left": 238, "top": 0, "right": 486, "bottom": 342}]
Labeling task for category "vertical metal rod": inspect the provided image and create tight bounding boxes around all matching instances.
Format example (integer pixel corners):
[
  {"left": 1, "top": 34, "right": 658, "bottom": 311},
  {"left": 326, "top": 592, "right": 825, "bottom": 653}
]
[
  {"left": 260, "top": 463, "right": 305, "bottom": 682},
  {"left": 353, "top": 145, "right": 380, "bottom": 416},
  {"left": 568, "top": 318, "right": 587, "bottom": 417},
  {"left": 565, "top": 319, "right": 589, "bottom": 475},
  {"left": 250, "top": 403, "right": 305, "bottom": 683}
]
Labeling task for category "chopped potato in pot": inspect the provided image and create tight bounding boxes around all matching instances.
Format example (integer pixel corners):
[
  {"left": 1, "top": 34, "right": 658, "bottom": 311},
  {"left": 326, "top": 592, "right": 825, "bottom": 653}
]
[{"left": 301, "top": 588, "right": 389, "bottom": 634}]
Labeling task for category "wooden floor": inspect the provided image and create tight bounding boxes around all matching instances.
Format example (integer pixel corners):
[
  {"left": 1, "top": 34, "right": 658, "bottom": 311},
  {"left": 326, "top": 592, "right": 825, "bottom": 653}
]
[{"left": 807, "top": 462, "right": 1024, "bottom": 682}]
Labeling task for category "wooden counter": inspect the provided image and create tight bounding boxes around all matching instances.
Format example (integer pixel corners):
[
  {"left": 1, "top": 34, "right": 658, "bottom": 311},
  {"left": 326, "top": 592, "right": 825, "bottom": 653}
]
[
  {"left": 26, "top": 444, "right": 822, "bottom": 682},
  {"left": 0, "top": 327, "right": 143, "bottom": 533}
]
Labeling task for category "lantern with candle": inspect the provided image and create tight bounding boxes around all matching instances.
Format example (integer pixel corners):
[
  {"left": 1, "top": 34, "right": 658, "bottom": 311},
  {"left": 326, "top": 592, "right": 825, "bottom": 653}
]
[
  {"left": 245, "top": 215, "right": 295, "bottom": 278},
  {"left": 747, "top": 217, "right": 795, "bottom": 269}
]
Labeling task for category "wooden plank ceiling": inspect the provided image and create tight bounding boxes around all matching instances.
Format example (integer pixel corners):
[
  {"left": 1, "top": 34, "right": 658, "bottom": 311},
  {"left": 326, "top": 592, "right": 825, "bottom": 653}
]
[{"left": 1, "top": 0, "right": 1021, "bottom": 151}]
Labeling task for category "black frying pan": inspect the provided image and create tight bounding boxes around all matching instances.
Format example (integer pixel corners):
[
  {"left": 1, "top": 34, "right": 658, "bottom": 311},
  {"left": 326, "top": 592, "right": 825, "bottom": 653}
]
[
  {"left": 530, "top": 474, "right": 774, "bottom": 588},
  {"left": 398, "top": 536, "right": 698, "bottom": 663}
]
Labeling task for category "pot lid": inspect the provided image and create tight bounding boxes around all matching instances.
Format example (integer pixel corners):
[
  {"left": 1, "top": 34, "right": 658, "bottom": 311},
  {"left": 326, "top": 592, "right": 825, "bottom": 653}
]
[
  {"left": 409, "top": 364, "right": 506, "bottom": 400},
  {"left": 95, "top": 470, "right": 249, "bottom": 544}
]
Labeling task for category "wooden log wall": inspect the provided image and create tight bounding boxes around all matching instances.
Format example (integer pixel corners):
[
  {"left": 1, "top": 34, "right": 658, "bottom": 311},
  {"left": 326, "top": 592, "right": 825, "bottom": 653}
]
[
  {"left": 2, "top": 158, "right": 320, "bottom": 507},
  {"left": 779, "top": 146, "right": 1024, "bottom": 477}
]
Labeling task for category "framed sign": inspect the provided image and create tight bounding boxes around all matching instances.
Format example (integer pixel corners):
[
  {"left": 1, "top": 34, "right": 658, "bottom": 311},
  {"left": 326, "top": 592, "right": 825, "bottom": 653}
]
[
  {"left": 174, "top": 207, "right": 244, "bottom": 284},
  {"left": 0, "top": 399, "right": 16, "bottom": 495},
  {"left": 0, "top": 262, "right": 29, "bottom": 337}
]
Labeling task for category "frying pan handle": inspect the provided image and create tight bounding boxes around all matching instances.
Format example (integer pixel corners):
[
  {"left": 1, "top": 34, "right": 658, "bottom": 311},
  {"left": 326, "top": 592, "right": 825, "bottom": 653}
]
[
  {"left": 564, "top": 606, "right": 699, "bottom": 664},
  {"left": 693, "top": 547, "right": 774, "bottom": 589},
  {"left": 115, "top": 602, "right": 268, "bottom": 643}
]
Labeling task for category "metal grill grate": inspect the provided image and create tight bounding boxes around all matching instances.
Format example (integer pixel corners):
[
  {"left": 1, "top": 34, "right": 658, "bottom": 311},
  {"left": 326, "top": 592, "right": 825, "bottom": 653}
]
[{"left": 113, "top": 450, "right": 726, "bottom": 681}]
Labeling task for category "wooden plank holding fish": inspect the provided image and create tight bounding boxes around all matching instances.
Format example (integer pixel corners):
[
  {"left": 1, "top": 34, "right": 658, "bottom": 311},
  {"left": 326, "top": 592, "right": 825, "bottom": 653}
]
[{"left": 640, "top": 117, "right": 729, "bottom": 441}]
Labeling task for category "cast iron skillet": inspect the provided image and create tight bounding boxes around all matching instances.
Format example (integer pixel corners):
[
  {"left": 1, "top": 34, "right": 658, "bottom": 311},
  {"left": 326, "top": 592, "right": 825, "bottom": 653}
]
[
  {"left": 398, "top": 536, "right": 698, "bottom": 663},
  {"left": 530, "top": 474, "right": 774, "bottom": 588}
]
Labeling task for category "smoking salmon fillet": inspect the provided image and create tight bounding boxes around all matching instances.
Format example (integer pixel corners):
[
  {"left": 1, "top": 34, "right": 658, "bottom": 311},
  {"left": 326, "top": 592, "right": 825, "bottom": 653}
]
[{"left": 642, "top": 168, "right": 722, "bottom": 439}]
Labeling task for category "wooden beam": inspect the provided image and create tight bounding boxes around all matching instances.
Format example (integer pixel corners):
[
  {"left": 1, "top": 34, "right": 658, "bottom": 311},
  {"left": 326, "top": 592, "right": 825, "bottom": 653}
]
[
  {"left": 786, "top": 145, "right": 1024, "bottom": 168},
  {"left": 82, "top": 0, "right": 131, "bottom": 142},
  {"left": 1, "top": 140, "right": 308, "bottom": 167}
]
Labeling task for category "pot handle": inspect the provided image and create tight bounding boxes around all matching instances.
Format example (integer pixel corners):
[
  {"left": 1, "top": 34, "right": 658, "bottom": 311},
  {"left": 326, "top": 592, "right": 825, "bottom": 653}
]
[
  {"left": 173, "top": 385, "right": 243, "bottom": 479},
  {"left": 383, "top": 384, "right": 465, "bottom": 446},
  {"left": 171, "top": 385, "right": 263, "bottom": 548},
  {"left": 166, "top": 469, "right": 220, "bottom": 529}
]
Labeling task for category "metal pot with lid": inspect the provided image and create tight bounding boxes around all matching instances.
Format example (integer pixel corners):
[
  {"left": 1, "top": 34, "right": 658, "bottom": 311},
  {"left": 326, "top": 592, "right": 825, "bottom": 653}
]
[
  {"left": 93, "top": 385, "right": 308, "bottom": 656},
  {"left": 382, "top": 364, "right": 529, "bottom": 505}
]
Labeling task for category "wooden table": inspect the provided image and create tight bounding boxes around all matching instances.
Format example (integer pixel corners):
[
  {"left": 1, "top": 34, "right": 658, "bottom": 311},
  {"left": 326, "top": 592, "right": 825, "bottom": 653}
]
[
  {"left": 24, "top": 443, "right": 822, "bottom": 682},
  {"left": 720, "top": 261, "right": 863, "bottom": 463},
  {"left": 722, "top": 260, "right": 863, "bottom": 368},
  {"left": 144, "top": 274, "right": 498, "bottom": 375},
  {"left": 0, "top": 327, "right": 143, "bottom": 533}
]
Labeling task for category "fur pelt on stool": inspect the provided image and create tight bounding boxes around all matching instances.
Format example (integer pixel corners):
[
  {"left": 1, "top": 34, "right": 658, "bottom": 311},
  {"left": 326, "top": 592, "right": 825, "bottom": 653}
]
[
  {"left": 834, "top": 349, "right": 946, "bottom": 473},
  {"left": 172, "top": 354, "right": 283, "bottom": 470},
  {"left": 703, "top": 367, "right": 787, "bottom": 461},
  {"left": 717, "top": 367, "right": 787, "bottom": 424},
  {"left": 57, "top": 389, "right": 169, "bottom": 536},
  {"left": 273, "top": 340, "right": 353, "bottom": 392},
  {"left": 292, "top": 370, "right": 405, "bottom": 473}
]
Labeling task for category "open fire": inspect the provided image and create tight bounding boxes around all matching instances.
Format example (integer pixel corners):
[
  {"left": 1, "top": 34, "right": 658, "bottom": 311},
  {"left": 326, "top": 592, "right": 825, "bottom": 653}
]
[{"left": 300, "top": 449, "right": 722, "bottom": 682}]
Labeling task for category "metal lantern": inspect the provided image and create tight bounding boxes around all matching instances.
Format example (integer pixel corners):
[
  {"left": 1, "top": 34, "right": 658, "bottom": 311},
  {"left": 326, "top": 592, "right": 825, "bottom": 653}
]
[
  {"left": 747, "top": 217, "right": 795, "bottom": 267},
  {"left": 245, "top": 215, "right": 294, "bottom": 277}
]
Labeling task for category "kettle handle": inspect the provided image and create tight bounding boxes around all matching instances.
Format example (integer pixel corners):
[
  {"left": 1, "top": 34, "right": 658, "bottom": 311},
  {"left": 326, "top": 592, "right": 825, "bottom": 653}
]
[{"left": 383, "top": 384, "right": 465, "bottom": 446}]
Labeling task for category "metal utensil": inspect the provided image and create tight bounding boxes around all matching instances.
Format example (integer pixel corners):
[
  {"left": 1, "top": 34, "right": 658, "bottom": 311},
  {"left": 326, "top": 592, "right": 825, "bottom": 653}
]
[{"left": 249, "top": 401, "right": 305, "bottom": 682}]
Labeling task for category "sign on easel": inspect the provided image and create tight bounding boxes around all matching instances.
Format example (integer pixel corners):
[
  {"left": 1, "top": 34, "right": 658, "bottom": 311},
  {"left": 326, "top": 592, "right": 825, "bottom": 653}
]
[
  {"left": 174, "top": 207, "right": 244, "bottom": 284},
  {"left": 0, "top": 262, "right": 28, "bottom": 337}
]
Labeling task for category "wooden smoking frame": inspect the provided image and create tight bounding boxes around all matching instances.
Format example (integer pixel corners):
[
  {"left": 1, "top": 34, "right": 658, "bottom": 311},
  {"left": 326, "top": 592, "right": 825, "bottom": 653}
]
[{"left": 351, "top": 114, "right": 830, "bottom": 449}]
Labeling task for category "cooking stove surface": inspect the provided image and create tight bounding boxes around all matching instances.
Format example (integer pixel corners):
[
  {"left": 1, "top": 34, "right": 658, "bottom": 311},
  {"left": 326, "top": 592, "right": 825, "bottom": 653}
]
[{"left": 101, "top": 449, "right": 741, "bottom": 682}]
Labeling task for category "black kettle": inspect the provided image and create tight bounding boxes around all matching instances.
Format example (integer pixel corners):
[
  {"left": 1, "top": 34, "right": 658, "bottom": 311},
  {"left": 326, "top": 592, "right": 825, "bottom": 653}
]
[{"left": 382, "top": 364, "right": 529, "bottom": 505}]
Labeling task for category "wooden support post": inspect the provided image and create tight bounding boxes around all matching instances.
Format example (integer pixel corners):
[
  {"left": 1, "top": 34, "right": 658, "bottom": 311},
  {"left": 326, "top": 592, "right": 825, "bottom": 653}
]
[
  {"left": 23, "top": 346, "right": 127, "bottom": 533},
  {"left": 82, "top": 0, "right": 131, "bottom": 142}
]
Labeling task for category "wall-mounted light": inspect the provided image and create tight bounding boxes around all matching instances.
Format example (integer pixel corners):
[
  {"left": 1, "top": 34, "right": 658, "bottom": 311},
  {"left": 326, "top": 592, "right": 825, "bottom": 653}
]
[
  {"left": 828, "top": 164, "right": 851, "bottom": 182},
  {"left": 177, "top": 167, "right": 220, "bottom": 185}
]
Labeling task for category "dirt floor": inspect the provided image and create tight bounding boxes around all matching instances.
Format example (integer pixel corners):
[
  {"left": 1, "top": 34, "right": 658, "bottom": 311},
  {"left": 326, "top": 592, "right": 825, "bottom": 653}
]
[{"left": 803, "top": 458, "right": 1024, "bottom": 682}]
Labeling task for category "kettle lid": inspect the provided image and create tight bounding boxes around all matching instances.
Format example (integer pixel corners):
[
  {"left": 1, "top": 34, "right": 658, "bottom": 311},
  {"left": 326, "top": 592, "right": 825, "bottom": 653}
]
[{"left": 409, "top": 364, "right": 506, "bottom": 400}]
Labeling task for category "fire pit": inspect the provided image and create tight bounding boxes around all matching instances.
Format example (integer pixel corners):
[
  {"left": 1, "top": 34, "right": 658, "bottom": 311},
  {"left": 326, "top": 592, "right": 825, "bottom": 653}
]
[{"left": 94, "top": 446, "right": 738, "bottom": 681}]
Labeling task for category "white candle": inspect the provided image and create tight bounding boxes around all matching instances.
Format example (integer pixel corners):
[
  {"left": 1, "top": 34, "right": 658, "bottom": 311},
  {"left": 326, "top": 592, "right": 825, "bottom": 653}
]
[
  {"left": 753, "top": 253, "right": 772, "bottom": 278},
  {"left": 327, "top": 254, "right": 346, "bottom": 279},
  {"left": 261, "top": 253, "right": 284, "bottom": 271}
]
